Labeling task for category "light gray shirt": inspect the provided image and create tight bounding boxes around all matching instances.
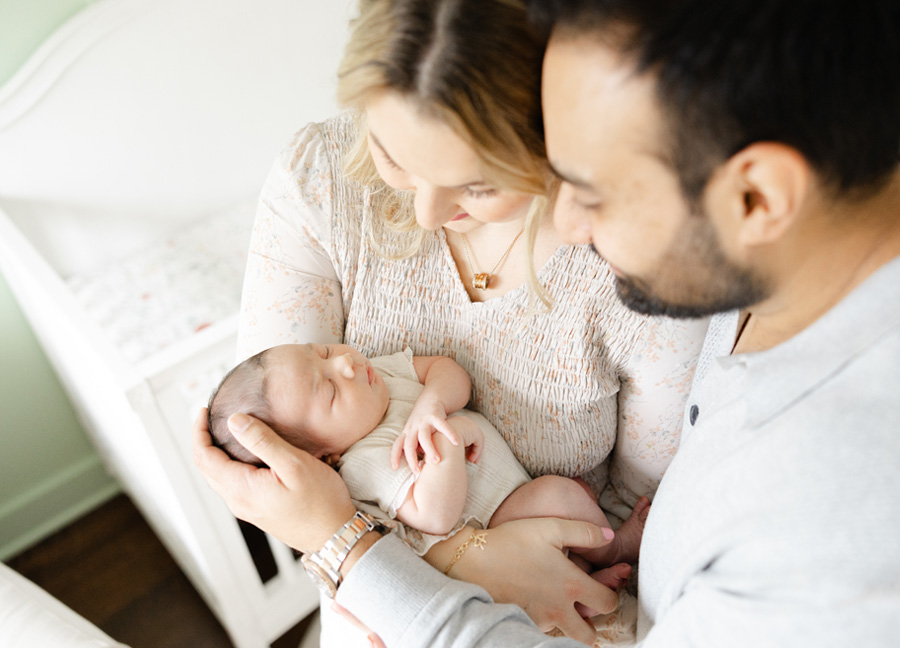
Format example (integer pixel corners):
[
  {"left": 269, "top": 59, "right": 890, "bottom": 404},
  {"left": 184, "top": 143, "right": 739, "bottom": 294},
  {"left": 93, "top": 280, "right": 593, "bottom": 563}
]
[{"left": 338, "top": 255, "right": 900, "bottom": 647}]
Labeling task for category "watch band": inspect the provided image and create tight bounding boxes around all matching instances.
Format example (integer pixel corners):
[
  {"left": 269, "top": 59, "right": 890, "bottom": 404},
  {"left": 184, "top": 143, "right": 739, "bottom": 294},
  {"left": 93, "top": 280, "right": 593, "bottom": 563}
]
[{"left": 301, "top": 511, "right": 384, "bottom": 598}]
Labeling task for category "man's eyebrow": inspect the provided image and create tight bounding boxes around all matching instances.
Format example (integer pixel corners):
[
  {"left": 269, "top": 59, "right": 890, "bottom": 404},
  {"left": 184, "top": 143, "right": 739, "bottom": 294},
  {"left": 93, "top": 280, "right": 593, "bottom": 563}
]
[{"left": 548, "top": 161, "right": 595, "bottom": 191}]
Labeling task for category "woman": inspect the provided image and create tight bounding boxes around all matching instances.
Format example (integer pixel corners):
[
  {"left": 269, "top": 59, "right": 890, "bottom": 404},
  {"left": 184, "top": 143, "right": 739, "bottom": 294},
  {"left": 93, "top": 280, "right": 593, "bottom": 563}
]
[{"left": 195, "top": 0, "right": 707, "bottom": 643}]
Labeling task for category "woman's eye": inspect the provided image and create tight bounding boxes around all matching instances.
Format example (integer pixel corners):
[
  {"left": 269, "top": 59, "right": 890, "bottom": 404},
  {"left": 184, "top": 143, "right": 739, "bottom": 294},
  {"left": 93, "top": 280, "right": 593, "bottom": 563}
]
[
  {"left": 464, "top": 187, "right": 498, "bottom": 199},
  {"left": 380, "top": 151, "right": 403, "bottom": 171}
]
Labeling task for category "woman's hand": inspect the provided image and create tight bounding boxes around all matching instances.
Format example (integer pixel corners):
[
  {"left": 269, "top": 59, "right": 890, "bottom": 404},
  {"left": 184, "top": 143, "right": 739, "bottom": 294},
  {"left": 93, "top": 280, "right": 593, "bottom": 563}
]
[
  {"left": 427, "top": 518, "right": 619, "bottom": 645},
  {"left": 192, "top": 408, "right": 356, "bottom": 553}
]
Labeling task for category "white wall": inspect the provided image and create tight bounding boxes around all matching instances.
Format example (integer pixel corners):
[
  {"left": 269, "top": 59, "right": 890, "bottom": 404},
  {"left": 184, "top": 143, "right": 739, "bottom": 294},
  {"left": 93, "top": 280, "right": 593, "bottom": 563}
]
[{"left": 0, "top": 0, "right": 119, "bottom": 561}]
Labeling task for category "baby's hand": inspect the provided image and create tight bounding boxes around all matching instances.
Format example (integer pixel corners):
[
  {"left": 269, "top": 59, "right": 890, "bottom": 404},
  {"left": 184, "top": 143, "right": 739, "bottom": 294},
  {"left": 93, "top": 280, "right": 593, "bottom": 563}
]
[
  {"left": 447, "top": 415, "right": 485, "bottom": 465},
  {"left": 391, "top": 398, "right": 459, "bottom": 473}
]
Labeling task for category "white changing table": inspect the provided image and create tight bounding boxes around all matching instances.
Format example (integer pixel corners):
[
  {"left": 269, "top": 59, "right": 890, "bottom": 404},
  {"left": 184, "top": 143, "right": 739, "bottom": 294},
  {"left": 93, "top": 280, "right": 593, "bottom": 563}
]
[{"left": 0, "top": 1, "right": 354, "bottom": 646}]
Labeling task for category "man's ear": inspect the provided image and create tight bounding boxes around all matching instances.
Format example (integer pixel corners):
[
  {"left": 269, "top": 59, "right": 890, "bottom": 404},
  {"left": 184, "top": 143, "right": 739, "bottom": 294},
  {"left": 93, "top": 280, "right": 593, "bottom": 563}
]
[{"left": 712, "top": 142, "right": 811, "bottom": 250}]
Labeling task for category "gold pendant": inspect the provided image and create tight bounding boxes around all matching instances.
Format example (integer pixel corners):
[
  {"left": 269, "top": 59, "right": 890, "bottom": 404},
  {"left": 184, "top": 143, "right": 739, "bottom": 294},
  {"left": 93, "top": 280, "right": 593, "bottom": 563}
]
[{"left": 472, "top": 273, "right": 490, "bottom": 290}]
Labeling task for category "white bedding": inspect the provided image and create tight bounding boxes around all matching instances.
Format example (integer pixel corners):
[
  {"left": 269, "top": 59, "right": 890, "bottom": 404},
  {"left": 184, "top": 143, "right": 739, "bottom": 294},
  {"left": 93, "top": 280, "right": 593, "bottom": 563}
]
[{"left": 66, "top": 200, "right": 255, "bottom": 364}]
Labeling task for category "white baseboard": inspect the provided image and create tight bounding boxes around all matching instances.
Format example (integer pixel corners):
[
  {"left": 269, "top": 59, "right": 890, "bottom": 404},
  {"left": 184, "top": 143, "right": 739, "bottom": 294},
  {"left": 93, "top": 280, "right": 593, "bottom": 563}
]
[{"left": 0, "top": 455, "right": 121, "bottom": 561}]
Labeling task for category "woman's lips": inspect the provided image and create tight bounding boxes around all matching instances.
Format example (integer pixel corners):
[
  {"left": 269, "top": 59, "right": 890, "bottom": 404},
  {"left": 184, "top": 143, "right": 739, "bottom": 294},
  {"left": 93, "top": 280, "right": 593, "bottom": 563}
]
[{"left": 451, "top": 212, "right": 469, "bottom": 221}]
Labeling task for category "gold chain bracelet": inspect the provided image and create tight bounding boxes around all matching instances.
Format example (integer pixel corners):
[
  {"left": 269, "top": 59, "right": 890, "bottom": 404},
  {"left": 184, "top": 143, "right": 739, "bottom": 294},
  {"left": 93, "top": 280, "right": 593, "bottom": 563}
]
[{"left": 443, "top": 528, "right": 488, "bottom": 575}]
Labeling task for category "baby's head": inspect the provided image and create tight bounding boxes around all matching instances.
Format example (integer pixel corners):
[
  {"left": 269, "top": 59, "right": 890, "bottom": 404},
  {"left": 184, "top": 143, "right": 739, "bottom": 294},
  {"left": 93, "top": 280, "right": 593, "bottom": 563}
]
[{"left": 207, "top": 343, "right": 390, "bottom": 466}]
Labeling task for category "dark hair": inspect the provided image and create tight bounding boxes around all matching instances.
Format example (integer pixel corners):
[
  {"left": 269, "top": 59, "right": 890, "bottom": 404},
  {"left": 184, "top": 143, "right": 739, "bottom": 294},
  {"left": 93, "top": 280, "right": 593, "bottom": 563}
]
[
  {"left": 207, "top": 349, "right": 280, "bottom": 466},
  {"left": 531, "top": 0, "right": 900, "bottom": 201}
]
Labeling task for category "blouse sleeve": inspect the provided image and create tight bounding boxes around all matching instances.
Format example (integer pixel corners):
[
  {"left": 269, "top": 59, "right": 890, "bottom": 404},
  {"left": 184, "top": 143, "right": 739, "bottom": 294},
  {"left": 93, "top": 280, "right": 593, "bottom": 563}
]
[
  {"left": 600, "top": 316, "right": 710, "bottom": 521},
  {"left": 236, "top": 122, "right": 345, "bottom": 361}
]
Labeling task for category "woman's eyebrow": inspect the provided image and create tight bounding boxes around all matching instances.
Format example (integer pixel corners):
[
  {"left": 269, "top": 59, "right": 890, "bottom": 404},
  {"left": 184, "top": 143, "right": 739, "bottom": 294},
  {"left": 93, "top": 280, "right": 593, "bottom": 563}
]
[
  {"left": 369, "top": 132, "right": 401, "bottom": 167},
  {"left": 370, "top": 130, "right": 487, "bottom": 189}
]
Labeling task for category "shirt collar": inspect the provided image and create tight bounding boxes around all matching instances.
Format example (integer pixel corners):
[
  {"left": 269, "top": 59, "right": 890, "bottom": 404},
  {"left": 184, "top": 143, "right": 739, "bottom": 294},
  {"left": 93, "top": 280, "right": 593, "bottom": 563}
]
[{"left": 714, "top": 254, "right": 900, "bottom": 429}]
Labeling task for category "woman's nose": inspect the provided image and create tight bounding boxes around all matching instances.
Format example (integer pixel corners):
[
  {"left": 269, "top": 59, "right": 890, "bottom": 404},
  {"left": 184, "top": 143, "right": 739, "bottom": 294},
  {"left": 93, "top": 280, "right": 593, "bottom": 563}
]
[
  {"left": 553, "top": 187, "right": 593, "bottom": 245},
  {"left": 413, "top": 183, "right": 457, "bottom": 230}
]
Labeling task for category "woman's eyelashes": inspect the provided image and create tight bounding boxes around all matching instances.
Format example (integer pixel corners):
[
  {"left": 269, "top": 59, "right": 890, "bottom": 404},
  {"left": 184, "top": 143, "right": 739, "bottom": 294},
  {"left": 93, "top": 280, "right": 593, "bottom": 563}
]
[
  {"left": 375, "top": 145, "right": 497, "bottom": 199},
  {"left": 464, "top": 187, "right": 498, "bottom": 199},
  {"left": 379, "top": 148, "right": 404, "bottom": 172}
]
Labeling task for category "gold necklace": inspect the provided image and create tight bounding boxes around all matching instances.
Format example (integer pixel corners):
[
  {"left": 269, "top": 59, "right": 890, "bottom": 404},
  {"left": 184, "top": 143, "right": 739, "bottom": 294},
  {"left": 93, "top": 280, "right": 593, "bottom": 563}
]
[{"left": 459, "top": 227, "right": 525, "bottom": 291}]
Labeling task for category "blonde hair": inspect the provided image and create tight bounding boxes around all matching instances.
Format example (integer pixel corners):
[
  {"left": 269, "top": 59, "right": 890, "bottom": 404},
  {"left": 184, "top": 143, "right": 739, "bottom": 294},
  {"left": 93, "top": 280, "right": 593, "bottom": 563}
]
[{"left": 337, "top": 0, "right": 553, "bottom": 308}]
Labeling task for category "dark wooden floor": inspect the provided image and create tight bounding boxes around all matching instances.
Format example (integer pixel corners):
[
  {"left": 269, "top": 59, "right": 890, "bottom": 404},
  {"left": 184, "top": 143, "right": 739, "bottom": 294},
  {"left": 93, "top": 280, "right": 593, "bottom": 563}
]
[{"left": 6, "top": 493, "right": 314, "bottom": 648}]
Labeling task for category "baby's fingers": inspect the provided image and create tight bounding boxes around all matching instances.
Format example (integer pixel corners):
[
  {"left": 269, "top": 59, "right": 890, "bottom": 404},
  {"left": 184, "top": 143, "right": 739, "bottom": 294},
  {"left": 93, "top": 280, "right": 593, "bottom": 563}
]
[
  {"left": 432, "top": 419, "right": 459, "bottom": 446},
  {"left": 390, "top": 434, "right": 406, "bottom": 470},
  {"left": 418, "top": 429, "right": 440, "bottom": 465},
  {"left": 466, "top": 440, "right": 484, "bottom": 464},
  {"left": 403, "top": 433, "right": 422, "bottom": 474}
]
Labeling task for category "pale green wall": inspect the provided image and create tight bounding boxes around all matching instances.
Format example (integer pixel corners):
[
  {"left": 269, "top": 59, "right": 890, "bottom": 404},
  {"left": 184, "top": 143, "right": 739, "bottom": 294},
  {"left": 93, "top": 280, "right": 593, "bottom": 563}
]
[{"left": 0, "top": 0, "right": 118, "bottom": 560}]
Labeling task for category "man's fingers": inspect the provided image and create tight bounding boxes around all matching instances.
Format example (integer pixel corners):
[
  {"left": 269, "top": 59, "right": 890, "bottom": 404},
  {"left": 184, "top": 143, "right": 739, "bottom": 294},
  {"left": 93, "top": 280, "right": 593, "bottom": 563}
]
[{"left": 228, "top": 413, "right": 309, "bottom": 473}]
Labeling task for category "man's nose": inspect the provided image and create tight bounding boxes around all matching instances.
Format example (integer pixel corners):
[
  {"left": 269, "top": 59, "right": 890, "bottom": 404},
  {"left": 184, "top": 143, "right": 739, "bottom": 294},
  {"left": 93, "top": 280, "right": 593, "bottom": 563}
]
[{"left": 553, "top": 188, "right": 593, "bottom": 245}]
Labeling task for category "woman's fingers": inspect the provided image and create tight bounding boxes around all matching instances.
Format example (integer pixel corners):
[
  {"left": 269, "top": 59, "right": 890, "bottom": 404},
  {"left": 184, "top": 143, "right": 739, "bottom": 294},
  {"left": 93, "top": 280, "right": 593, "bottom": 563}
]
[
  {"left": 554, "top": 518, "right": 616, "bottom": 553},
  {"left": 556, "top": 606, "right": 603, "bottom": 645}
]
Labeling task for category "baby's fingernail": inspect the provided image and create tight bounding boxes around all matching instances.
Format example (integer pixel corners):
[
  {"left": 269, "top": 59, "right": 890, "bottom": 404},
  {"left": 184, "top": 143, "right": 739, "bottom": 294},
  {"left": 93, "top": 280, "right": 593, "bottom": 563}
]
[
  {"left": 228, "top": 413, "right": 251, "bottom": 432},
  {"left": 602, "top": 527, "right": 615, "bottom": 541},
  {"left": 433, "top": 456, "right": 440, "bottom": 463}
]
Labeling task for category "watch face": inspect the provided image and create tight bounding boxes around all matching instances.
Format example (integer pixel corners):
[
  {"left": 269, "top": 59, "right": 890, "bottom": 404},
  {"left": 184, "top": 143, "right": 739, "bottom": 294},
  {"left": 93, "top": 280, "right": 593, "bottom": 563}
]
[{"left": 301, "top": 556, "right": 338, "bottom": 599}]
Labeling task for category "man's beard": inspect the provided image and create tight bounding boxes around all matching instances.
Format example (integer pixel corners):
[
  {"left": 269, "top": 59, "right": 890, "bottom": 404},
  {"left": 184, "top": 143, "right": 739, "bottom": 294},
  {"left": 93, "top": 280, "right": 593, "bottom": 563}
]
[{"left": 608, "top": 211, "right": 770, "bottom": 319}]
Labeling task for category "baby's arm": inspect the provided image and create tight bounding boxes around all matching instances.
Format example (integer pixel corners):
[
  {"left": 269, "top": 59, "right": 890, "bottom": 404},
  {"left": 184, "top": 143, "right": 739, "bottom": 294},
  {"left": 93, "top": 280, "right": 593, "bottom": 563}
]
[
  {"left": 392, "top": 356, "right": 482, "bottom": 472},
  {"left": 393, "top": 417, "right": 474, "bottom": 535}
]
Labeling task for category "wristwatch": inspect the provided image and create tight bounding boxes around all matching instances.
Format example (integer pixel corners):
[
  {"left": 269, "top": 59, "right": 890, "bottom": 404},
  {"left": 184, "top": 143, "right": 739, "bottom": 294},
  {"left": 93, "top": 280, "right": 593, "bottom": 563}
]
[{"left": 300, "top": 511, "right": 385, "bottom": 598}]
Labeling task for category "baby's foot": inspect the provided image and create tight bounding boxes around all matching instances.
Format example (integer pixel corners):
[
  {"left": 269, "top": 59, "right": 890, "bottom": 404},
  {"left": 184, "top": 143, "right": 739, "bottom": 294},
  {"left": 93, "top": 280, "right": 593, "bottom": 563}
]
[
  {"left": 608, "top": 496, "right": 651, "bottom": 565},
  {"left": 575, "top": 563, "right": 632, "bottom": 618}
]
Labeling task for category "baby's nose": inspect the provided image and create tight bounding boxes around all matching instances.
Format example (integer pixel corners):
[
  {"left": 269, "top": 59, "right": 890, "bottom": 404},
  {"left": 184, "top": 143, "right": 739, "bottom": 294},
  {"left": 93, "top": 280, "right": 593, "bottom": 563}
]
[{"left": 335, "top": 353, "right": 356, "bottom": 379}]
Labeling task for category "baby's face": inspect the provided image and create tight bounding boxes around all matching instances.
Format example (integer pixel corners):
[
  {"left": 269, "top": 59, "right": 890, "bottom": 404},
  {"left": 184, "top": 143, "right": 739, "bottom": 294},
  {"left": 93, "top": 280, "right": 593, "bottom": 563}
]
[{"left": 265, "top": 343, "right": 389, "bottom": 457}]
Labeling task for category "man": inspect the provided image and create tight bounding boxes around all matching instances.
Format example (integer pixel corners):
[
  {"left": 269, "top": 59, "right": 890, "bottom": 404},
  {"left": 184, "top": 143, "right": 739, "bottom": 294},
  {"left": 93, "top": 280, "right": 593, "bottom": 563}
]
[
  {"left": 532, "top": 0, "right": 900, "bottom": 644},
  {"left": 195, "top": 1, "right": 900, "bottom": 645}
]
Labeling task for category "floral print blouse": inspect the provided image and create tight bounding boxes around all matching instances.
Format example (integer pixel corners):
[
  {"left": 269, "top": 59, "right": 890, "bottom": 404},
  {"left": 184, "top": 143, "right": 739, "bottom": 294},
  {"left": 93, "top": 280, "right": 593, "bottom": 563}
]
[{"left": 236, "top": 114, "right": 709, "bottom": 521}]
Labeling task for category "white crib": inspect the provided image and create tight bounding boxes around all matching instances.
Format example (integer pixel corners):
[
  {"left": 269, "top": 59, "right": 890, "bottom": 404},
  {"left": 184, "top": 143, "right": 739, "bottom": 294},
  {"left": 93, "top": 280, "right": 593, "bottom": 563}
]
[{"left": 0, "top": 1, "right": 354, "bottom": 646}]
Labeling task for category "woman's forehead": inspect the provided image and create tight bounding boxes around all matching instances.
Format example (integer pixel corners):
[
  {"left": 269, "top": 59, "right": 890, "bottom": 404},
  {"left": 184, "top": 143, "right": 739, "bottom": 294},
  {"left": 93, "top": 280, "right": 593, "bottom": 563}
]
[{"left": 366, "top": 91, "right": 487, "bottom": 187}]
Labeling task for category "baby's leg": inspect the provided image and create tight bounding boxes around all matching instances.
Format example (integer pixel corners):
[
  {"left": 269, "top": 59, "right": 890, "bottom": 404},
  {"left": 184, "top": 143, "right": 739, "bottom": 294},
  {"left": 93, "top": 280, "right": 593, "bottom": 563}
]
[{"left": 489, "top": 475, "right": 649, "bottom": 566}]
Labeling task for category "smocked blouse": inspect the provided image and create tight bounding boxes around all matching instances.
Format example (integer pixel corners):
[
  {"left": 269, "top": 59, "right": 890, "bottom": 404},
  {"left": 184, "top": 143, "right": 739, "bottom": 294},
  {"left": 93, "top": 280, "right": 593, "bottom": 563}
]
[{"left": 236, "top": 114, "right": 709, "bottom": 520}]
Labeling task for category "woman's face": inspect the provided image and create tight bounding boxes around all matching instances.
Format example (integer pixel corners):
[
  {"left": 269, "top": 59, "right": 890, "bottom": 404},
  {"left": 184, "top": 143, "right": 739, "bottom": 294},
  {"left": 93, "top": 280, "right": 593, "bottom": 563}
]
[{"left": 365, "top": 91, "right": 533, "bottom": 232}]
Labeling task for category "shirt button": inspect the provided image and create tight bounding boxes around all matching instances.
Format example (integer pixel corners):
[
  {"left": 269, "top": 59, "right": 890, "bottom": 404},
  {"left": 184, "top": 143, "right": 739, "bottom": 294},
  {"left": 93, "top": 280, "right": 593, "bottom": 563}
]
[{"left": 689, "top": 404, "right": 699, "bottom": 426}]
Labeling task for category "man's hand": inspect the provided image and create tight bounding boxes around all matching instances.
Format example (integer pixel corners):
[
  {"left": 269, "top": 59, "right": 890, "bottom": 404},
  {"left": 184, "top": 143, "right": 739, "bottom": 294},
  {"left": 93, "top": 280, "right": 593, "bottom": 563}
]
[{"left": 192, "top": 408, "right": 356, "bottom": 553}]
